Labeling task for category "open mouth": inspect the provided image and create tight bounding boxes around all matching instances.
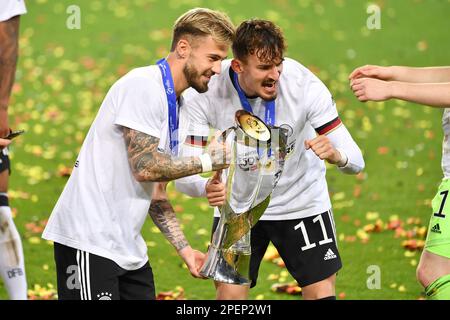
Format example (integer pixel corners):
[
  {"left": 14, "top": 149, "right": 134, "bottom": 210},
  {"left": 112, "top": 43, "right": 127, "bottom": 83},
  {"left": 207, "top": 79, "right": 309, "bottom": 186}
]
[{"left": 262, "top": 81, "right": 277, "bottom": 94}]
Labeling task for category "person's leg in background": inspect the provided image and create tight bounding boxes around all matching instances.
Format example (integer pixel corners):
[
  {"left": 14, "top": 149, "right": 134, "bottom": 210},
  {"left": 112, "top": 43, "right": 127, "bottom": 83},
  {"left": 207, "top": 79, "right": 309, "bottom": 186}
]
[{"left": 0, "top": 150, "right": 27, "bottom": 300}]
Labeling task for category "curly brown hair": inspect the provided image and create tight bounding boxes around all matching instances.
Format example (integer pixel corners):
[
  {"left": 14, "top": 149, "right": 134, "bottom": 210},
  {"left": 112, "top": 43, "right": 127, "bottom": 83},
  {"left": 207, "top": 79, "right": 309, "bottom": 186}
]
[{"left": 232, "top": 19, "right": 286, "bottom": 63}]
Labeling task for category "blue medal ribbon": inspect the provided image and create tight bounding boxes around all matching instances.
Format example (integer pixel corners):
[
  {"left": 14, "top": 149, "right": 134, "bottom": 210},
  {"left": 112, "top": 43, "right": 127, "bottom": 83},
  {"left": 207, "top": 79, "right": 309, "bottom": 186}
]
[
  {"left": 232, "top": 70, "right": 275, "bottom": 127},
  {"left": 157, "top": 58, "right": 179, "bottom": 156}
]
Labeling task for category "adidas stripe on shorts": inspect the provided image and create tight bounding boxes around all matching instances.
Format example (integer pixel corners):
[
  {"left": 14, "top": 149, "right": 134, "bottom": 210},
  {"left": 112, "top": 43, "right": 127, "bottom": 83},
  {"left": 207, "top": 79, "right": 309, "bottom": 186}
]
[
  {"left": 211, "top": 210, "right": 342, "bottom": 288},
  {"left": 425, "top": 179, "right": 450, "bottom": 259},
  {"left": 53, "top": 242, "right": 155, "bottom": 300}
]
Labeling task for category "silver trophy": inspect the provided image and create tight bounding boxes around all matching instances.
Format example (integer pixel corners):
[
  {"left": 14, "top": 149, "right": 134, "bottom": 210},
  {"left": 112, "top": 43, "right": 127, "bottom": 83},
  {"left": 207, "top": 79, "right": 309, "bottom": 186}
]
[{"left": 200, "top": 110, "right": 288, "bottom": 285}]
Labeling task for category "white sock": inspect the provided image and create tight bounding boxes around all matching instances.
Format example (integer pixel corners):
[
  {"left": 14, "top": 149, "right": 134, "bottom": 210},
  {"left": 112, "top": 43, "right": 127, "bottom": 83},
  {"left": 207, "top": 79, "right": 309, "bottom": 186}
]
[{"left": 0, "top": 205, "right": 27, "bottom": 300}]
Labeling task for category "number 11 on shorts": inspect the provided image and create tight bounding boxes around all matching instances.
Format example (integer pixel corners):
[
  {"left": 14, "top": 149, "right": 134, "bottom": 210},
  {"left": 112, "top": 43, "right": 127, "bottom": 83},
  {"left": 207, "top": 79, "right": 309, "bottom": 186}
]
[{"left": 294, "top": 214, "right": 333, "bottom": 251}]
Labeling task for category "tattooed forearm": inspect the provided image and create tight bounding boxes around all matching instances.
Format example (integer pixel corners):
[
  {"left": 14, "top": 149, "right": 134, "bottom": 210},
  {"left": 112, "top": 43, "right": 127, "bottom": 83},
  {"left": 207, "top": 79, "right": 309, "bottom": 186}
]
[
  {"left": 148, "top": 199, "right": 188, "bottom": 251},
  {"left": 0, "top": 16, "right": 20, "bottom": 110},
  {"left": 123, "top": 127, "right": 203, "bottom": 182}
]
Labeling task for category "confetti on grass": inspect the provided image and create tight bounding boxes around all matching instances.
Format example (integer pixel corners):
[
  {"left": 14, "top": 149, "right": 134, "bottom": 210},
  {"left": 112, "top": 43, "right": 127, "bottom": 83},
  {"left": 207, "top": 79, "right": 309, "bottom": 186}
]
[
  {"left": 271, "top": 282, "right": 302, "bottom": 296},
  {"left": 156, "top": 286, "right": 185, "bottom": 300},
  {"left": 28, "top": 283, "right": 57, "bottom": 300}
]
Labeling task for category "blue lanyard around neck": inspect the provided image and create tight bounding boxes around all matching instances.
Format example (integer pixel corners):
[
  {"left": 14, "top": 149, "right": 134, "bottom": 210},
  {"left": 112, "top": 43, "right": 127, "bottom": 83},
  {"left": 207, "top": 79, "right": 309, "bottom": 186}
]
[
  {"left": 231, "top": 70, "right": 275, "bottom": 127},
  {"left": 157, "top": 58, "right": 179, "bottom": 156},
  {"left": 231, "top": 69, "right": 276, "bottom": 157}
]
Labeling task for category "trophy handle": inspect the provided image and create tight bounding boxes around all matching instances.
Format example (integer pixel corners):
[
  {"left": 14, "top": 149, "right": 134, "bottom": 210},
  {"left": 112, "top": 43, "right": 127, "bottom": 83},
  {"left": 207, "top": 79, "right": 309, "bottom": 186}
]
[{"left": 218, "top": 126, "right": 236, "bottom": 143}]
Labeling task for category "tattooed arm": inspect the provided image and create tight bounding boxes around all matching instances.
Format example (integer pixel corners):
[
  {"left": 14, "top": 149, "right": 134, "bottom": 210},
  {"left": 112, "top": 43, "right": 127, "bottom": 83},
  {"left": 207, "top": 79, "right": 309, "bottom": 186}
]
[
  {"left": 149, "top": 196, "right": 206, "bottom": 278},
  {"left": 123, "top": 127, "right": 229, "bottom": 182},
  {"left": 149, "top": 198, "right": 188, "bottom": 251},
  {"left": 0, "top": 16, "right": 20, "bottom": 138}
]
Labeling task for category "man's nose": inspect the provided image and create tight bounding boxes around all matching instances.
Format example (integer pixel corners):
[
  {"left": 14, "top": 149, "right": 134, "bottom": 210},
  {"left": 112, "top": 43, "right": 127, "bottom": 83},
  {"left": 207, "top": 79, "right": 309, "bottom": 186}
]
[{"left": 269, "top": 65, "right": 281, "bottom": 81}]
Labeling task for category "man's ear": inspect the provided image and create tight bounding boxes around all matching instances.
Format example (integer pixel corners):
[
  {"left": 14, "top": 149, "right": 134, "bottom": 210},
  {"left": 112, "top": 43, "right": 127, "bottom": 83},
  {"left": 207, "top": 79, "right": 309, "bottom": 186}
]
[
  {"left": 231, "top": 59, "right": 244, "bottom": 73},
  {"left": 174, "top": 38, "right": 191, "bottom": 59}
]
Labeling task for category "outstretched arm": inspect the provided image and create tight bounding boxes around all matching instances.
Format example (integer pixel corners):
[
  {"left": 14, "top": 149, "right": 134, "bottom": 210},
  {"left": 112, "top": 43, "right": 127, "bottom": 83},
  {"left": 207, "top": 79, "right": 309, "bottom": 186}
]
[
  {"left": 123, "top": 127, "right": 229, "bottom": 182},
  {"left": 0, "top": 16, "right": 20, "bottom": 138},
  {"left": 349, "top": 65, "right": 450, "bottom": 83},
  {"left": 391, "top": 81, "right": 450, "bottom": 107},
  {"left": 350, "top": 78, "right": 450, "bottom": 108},
  {"left": 387, "top": 66, "right": 450, "bottom": 83}
]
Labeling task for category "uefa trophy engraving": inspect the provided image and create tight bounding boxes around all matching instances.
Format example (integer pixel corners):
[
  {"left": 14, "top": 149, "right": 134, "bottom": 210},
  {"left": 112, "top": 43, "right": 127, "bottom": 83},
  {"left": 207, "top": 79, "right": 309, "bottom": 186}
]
[{"left": 199, "top": 110, "right": 288, "bottom": 285}]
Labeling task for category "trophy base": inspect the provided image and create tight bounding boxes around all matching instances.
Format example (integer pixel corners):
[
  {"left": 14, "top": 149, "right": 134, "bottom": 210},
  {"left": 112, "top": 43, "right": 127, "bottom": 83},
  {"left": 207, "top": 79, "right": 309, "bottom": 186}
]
[{"left": 200, "top": 246, "right": 251, "bottom": 286}]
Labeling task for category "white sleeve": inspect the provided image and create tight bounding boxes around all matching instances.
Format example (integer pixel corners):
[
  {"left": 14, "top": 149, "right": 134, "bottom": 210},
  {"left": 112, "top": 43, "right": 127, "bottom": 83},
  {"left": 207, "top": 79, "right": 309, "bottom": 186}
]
[
  {"left": 175, "top": 174, "right": 208, "bottom": 198},
  {"left": 304, "top": 70, "right": 365, "bottom": 174},
  {"left": 174, "top": 141, "right": 209, "bottom": 197},
  {"left": 326, "top": 124, "right": 365, "bottom": 175},
  {"left": 0, "top": 0, "right": 27, "bottom": 21},
  {"left": 175, "top": 173, "right": 209, "bottom": 197},
  {"left": 304, "top": 74, "right": 339, "bottom": 130},
  {"left": 184, "top": 90, "right": 212, "bottom": 137},
  {"left": 113, "top": 75, "right": 164, "bottom": 138},
  {"left": 302, "top": 70, "right": 364, "bottom": 174}
]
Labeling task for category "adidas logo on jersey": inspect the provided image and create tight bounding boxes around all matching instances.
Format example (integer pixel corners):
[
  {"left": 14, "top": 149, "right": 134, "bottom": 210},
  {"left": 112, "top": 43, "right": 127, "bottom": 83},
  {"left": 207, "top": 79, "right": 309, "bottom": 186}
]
[
  {"left": 324, "top": 248, "right": 337, "bottom": 260},
  {"left": 431, "top": 223, "right": 442, "bottom": 234}
]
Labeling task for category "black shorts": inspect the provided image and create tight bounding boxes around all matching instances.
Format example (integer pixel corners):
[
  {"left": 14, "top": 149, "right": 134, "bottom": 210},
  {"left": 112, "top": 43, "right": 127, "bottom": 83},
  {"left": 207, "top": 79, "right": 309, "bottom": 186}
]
[
  {"left": 54, "top": 242, "right": 155, "bottom": 300},
  {"left": 0, "top": 148, "right": 11, "bottom": 174},
  {"left": 212, "top": 210, "right": 342, "bottom": 288}
]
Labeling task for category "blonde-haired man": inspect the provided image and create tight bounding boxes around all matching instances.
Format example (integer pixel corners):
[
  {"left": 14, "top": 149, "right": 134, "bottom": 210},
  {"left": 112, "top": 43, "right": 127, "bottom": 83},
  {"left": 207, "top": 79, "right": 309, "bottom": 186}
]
[{"left": 42, "top": 8, "right": 234, "bottom": 300}]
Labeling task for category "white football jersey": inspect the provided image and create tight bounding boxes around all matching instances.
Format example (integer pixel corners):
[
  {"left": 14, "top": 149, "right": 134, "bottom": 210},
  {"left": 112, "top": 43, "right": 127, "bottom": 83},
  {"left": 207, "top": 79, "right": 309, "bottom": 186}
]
[
  {"left": 185, "top": 58, "right": 353, "bottom": 220},
  {"left": 43, "top": 66, "right": 189, "bottom": 270},
  {"left": 441, "top": 109, "right": 450, "bottom": 179},
  {"left": 0, "top": 0, "right": 26, "bottom": 22}
]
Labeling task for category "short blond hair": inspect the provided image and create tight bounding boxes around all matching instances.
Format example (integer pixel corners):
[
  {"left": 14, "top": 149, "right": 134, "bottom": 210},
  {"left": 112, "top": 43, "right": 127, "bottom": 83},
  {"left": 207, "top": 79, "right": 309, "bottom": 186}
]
[{"left": 171, "top": 8, "right": 235, "bottom": 51}]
